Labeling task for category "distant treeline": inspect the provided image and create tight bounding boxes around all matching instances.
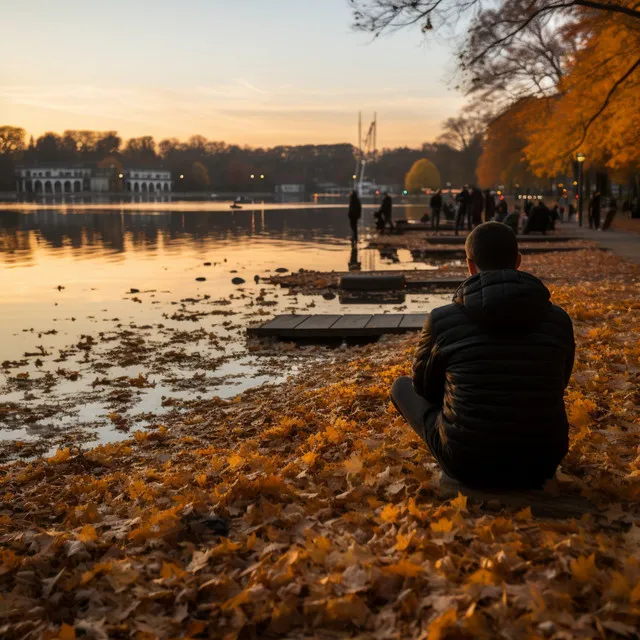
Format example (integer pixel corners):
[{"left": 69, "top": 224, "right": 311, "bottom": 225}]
[{"left": 0, "top": 127, "right": 480, "bottom": 192}]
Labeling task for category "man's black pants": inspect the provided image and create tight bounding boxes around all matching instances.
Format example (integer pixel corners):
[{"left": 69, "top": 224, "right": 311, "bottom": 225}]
[
  {"left": 349, "top": 218, "right": 358, "bottom": 242},
  {"left": 390, "top": 377, "right": 457, "bottom": 478},
  {"left": 389, "top": 376, "right": 555, "bottom": 489},
  {"left": 454, "top": 206, "right": 470, "bottom": 235},
  {"left": 431, "top": 207, "right": 441, "bottom": 231}
]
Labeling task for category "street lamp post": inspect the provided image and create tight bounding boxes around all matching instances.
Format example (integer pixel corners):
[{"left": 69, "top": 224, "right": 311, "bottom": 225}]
[{"left": 576, "top": 152, "right": 586, "bottom": 227}]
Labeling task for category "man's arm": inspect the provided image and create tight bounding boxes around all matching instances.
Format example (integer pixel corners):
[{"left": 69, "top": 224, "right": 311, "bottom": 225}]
[{"left": 412, "top": 315, "right": 445, "bottom": 406}]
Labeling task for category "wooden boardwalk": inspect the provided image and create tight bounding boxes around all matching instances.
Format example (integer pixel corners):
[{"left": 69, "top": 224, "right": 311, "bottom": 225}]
[{"left": 248, "top": 313, "right": 428, "bottom": 339}]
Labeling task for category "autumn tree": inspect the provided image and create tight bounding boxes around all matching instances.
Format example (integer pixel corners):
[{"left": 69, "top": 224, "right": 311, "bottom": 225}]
[
  {"left": 476, "top": 99, "right": 540, "bottom": 188},
  {"left": 0, "top": 126, "right": 26, "bottom": 190},
  {"left": 0, "top": 126, "right": 26, "bottom": 156},
  {"left": 351, "top": 0, "right": 640, "bottom": 177},
  {"left": 524, "top": 7, "right": 640, "bottom": 174},
  {"left": 405, "top": 158, "right": 440, "bottom": 193}
]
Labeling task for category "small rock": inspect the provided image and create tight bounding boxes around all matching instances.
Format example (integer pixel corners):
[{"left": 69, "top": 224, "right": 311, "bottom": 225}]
[
  {"left": 230, "top": 270, "right": 238, "bottom": 273},
  {"left": 196, "top": 277, "right": 206, "bottom": 282},
  {"left": 129, "top": 288, "right": 140, "bottom": 294},
  {"left": 275, "top": 267, "right": 289, "bottom": 273},
  {"left": 203, "top": 262, "right": 212, "bottom": 266},
  {"left": 254, "top": 275, "right": 260, "bottom": 283},
  {"left": 232, "top": 277, "right": 245, "bottom": 285},
  {"left": 322, "top": 292, "right": 336, "bottom": 300}
]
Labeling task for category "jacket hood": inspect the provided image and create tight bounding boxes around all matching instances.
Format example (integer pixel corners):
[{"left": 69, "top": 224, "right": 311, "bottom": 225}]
[{"left": 454, "top": 269, "right": 551, "bottom": 329}]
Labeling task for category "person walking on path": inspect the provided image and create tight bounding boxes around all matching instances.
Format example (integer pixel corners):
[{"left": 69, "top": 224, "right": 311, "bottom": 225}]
[
  {"left": 471, "top": 186, "right": 484, "bottom": 227},
  {"left": 454, "top": 186, "right": 471, "bottom": 236},
  {"left": 430, "top": 189, "right": 443, "bottom": 232},
  {"left": 348, "top": 190, "right": 362, "bottom": 243},
  {"left": 589, "top": 191, "right": 602, "bottom": 230},
  {"left": 484, "top": 190, "right": 496, "bottom": 221},
  {"left": 390, "top": 222, "right": 575, "bottom": 490}
]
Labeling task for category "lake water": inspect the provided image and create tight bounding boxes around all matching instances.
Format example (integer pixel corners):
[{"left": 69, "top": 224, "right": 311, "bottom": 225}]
[{"left": 0, "top": 203, "right": 452, "bottom": 457}]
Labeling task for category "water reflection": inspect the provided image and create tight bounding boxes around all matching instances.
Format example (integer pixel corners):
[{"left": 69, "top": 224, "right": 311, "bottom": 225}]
[{"left": 0, "top": 206, "right": 364, "bottom": 266}]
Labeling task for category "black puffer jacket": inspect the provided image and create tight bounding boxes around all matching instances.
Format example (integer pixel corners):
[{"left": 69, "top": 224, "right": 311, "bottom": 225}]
[{"left": 413, "top": 269, "right": 575, "bottom": 488}]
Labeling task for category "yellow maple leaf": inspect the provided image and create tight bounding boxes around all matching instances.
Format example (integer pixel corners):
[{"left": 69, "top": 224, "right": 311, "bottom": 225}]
[
  {"left": 430, "top": 517, "right": 453, "bottom": 533},
  {"left": 344, "top": 454, "right": 363, "bottom": 475},
  {"left": 607, "top": 571, "right": 630, "bottom": 600},
  {"left": 77, "top": 524, "right": 98, "bottom": 543},
  {"left": 514, "top": 506, "right": 533, "bottom": 522},
  {"left": 450, "top": 492, "right": 467, "bottom": 511},
  {"left": 395, "top": 531, "right": 413, "bottom": 551},
  {"left": 227, "top": 453, "right": 244, "bottom": 468},
  {"left": 246, "top": 532, "right": 258, "bottom": 550},
  {"left": 380, "top": 503, "right": 401, "bottom": 523},
  {"left": 48, "top": 448, "right": 71, "bottom": 465},
  {"left": 325, "top": 425, "right": 341, "bottom": 443},
  {"left": 160, "top": 561, "right": 186, "bottom": 580},
  {"left": 58, "top": 624, "right": 76, "bottom": 640},
  {"left": 427, "top": 608, "right": 458, "bottom": 640},
  {"left": 301, "top": 451, "right": 318, "bottom": 466},
  {"left": 570, "top": 554, "right": 598, "bottom": 584},
  {"left": 384, "top": 559, "right": 423, "bottom": 578}
]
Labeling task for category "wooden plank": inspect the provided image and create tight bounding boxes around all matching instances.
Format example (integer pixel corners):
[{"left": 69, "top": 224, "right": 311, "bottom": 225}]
[
  {"left": 292, "top": 315, "right": 344, "bottom": 338},
  {"left": 295, "top": 315, "right": 343, "bottom": 331},
  {"left": 248, "top": 313, "right": 430, "bottom": 340},
  {"left": 365, "top": 314, "right": 404, "bottom": 330},
  {"left": 248, "top": 314, "right": 310, "bottom": 336},
  {"left": 331, "top": 315, "right": 373, "bottom": 330},
  {"left": 260, "top": 315, "right": 310, "bottom": 330},
  {"left": 399, "top": 314, "right": 429, "bottom": 329}
]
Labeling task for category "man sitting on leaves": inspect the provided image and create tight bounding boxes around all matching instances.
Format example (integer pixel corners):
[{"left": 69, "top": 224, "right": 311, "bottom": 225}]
[{"left": 391, "top": 222, "right": 575, "bottom": 489}]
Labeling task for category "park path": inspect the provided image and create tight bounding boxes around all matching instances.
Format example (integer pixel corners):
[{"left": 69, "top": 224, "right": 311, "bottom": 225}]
[{"left": 563, "top": 222, "right": 640, "bottom": 265}]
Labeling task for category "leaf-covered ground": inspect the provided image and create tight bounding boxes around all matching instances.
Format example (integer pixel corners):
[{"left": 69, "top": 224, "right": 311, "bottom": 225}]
[{"left": 1, "top": 249, "right": 639, "bottom": 639}]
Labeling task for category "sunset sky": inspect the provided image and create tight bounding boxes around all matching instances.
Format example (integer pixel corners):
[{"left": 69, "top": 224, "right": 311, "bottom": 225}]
[{"left": 1, "top": 0, "right": 465, "bottom": 149}]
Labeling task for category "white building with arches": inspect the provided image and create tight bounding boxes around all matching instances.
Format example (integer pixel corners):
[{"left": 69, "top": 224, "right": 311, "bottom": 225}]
[
  {"left": 125, "top": 169, "right": 172, "bottom": 193},
  {"left": 16, "top": 167, "right": 91, "bottom": 194},
  {"left": 16, "top": 166, "right": 173, "bottom": 194}
]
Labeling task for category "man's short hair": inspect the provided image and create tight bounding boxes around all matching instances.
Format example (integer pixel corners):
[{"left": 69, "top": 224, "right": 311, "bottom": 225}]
[{"left": 465, "top": 222, "right": 519, "bottom": 270}]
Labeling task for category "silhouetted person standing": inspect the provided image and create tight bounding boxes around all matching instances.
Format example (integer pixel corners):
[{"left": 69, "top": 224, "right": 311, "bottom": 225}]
[
  {"left": 484, "top": 190, "right": 496, "bottom": 221},
  {"left": 589, "top": 192, "right": 601, "bottom": 230},
  {"left": 430, "top": 189, "right": 443, "bottom": 232},
  {"left": 471, "top": 186, "right": 484, "bottom": 227},
  {"left": 455, "top": 186, "right": 471, "bottom": 236},
  {"left": 348, "top": 190, "right": 362, "bottom": 243},
  {"left": 380, "top": 192, "right": 393, "bottom": 231}
]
